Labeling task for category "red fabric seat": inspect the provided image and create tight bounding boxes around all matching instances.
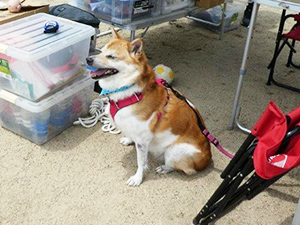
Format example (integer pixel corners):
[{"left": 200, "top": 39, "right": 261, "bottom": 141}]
[
  {"left": 283, "top": 26, "right": 300, "bottom": 41},
  {"left": 282, "top": 14, "right": 300, "bottom": 40},
  {"left": 295, "top": 14, "right": 300, "bottom": 21},
  {"left": 251, "top": 102, "right": 300, "bottom": 180}
]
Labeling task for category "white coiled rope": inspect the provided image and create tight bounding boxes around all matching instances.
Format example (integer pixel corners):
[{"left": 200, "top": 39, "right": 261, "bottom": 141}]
[{"left": 73, "top": 97, "right": 121, "bottom": 134}]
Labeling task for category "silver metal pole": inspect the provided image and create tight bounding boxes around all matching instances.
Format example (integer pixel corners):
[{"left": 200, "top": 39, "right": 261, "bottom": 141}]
[
  {"left": 220, "top": 1, "right": 227, "bottom": 40},
  {"left": 292, "top": 198, "right": 300, "bottom": 225},
  {"left": 236, "top": 107, "right": 251, "bottom": 133},
  {"left": 141, "top": 27, "right": 150, "bottom": 38},
  {"left": 130, "top": 30, "right": 136, "bottom": 41},
  {"left": 228, "top": 2, "right": 259, "bottom": 130}
]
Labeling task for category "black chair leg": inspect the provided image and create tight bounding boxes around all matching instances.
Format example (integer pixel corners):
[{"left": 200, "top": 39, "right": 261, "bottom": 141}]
[
  {"left": 194, "top": 144, "right": 256, "bottom": 225},
  {"left": 221, "top": 174, "right": 261, "bottom": 213},
  {"left": 267, "top": 10, "right": 300, "bottom": 92},
  {"left": 286, "top": 39, "right": 295, "bottom": 67},
  {"left": 267, "top": 40, "right": 287, "bottom": 69},
  {"left": 289, "top": 40, "right": 300, "bottom": 69},
  {"left": 221, "top": 134, "right": 255, "bottom": 179},
  {"left": 267, "top": 10, "right": 287, "bottom": 85},
  {"left": 247, "top": 171, "right": 288, "bottom": 200},
  {"left": 267, "top": 40, "right": 289, "bottom": 87},
  {"left": 198, "top": 158, "right": 255, "bottom": 225}
]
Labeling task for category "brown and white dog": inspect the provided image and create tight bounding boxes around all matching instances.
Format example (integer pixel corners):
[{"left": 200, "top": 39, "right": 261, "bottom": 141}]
[{"left": 86, "top": 28, "right": 211, "bottom": 186}]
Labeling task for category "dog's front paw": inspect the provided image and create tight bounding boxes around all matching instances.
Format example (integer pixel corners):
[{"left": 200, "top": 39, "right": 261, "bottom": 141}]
[
  {"left": 120, "top": 137, "right": 134, "bottom": 146},
  {"left": 126, "top": 175, "right": 143, "bottom": 186}
]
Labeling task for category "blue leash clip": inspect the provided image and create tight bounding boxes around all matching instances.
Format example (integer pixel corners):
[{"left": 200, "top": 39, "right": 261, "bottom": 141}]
[{"left": 44, "top": 21, "right": 59, "bottom": 33}]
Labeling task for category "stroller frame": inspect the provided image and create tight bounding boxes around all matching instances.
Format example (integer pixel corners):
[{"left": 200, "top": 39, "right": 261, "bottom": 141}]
[{"left": 193, "top": 123, "right": 300, "bottom": 225}]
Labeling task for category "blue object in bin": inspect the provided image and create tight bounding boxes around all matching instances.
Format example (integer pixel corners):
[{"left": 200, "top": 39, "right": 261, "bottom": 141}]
[
  {"left": 86, "top": 65, "right": 98, "bottom": 72},
  {"left": 35, "top": 121, "right": 49, "bottom": 132},
  {"left": 44, "top": 21, "right": 59, "bottom": 33},
  {"left": 37, "top": 130, "right": 48, "bottom": 138},
  {"left": 51, "top": 115, "right": 66, "bottom": 127},
  {"left": 50, "top": 106, "right": 72, "bottom": 127}
]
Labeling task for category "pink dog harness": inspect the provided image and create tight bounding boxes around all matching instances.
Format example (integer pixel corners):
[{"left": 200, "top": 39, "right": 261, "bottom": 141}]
[{"left": 109, "top": 92, "right": 143, "bottom": 120}]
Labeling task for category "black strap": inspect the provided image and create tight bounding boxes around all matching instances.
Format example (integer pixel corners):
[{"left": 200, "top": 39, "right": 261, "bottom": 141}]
[{"left": 162, "top": 81, "right": 207, "bottom": 132}]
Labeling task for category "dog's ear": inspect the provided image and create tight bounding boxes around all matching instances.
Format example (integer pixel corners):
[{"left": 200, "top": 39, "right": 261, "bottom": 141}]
[
  {"left": 130, "top": 38, "right": 143, "bottom": 57},
  {"left": 110, "top": 26, "right": 121, "bottom": 39}
]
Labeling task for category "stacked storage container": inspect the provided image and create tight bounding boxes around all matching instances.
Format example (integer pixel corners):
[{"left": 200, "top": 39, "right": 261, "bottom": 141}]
[
  {"left": 83, "top": 0, "right": 160, "bottom": 24},
  {"left": 0, "top": 77, "right": 95, "bottom": 144},
  {"left": 0, "top": 13, "right": 95, "bottom": 101},
  {"left": 190, "top": 2, "right": 244, "bottom": 32},
  {"left": 0, "top": 13, "right": 96, "bottom": 144},
  {"left": 79, "top": 0, "right": 194, "bottom": 24}
]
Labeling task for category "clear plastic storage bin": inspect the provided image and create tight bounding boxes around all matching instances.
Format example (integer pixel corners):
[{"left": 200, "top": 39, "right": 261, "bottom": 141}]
[
  {"left": 82, "top": 0, "right": 161, "bottom": 24},
  {"left": 0, "top": 77, "right": 95, "bottom": 145},
  {"left": 161, "top": 0, "right": 194, "bottom": 14},
  {"left": 190, "top": 3, "right": 244, "bottom": 32},
  {"left": 0, "top": 13, "right": 95, "bottom": 101}
]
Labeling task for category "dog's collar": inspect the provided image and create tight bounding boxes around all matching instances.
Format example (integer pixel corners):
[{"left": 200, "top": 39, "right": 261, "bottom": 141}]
[
  {"left": 100, "top": 83, "right": 136, "bottom": 96},
  {"left": 109, "top": 79, "right": 170, "bottom": 121},
  {"left": 109, "top": 92, "right": 143, "bottom": 120}
]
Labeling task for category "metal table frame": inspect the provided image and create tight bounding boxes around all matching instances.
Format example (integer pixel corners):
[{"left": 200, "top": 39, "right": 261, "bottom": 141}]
[
  {"left": 95, "top": 8, "right": 193, "bottom": 41},
  {"left": 228, "top": 0, "right": 300, "bottom": 134},
  {"left": 83, "top": 4, "right": 228, "bottom": 41},
  {"left": 108, "top": 5, "right": 228, "bottom": 41}
]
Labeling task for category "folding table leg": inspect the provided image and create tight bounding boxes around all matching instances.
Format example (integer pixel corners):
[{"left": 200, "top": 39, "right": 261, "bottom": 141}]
[
  {"left": 292, "top": 198, "right": 300, "bottom": 225},
  {"left": 219, "top": 2, "right": 227, "bottom": 40},
  {"left": 130, "top": 30, "right": 136, "bottom": 41},
  {"left": 141, "top": 27, "right": 150, "bottom": 38},
  {"left": 228, "top": 2, "right": 260, "bottom": 131}
]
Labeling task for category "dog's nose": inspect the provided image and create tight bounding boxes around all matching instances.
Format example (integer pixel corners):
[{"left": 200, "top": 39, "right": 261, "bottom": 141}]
[{"left": 86, "top": 57, "right": 94, "bottom": 66}]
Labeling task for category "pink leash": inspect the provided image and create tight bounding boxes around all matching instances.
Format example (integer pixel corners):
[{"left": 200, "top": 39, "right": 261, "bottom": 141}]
[{"left": 203, "top": 129, "right": 234, "bottom": 159}]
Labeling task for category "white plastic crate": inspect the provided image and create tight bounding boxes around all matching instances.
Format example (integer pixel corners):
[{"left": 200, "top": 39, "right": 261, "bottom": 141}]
[
  {"left": 0, "top": 77, "right": 95, "bottom": 145},
  {"left": 82, "top": 0, "right": 161, "bottom": 24},
  {"left": 0, "top": 13, "right": 95, "bottom": 101}
]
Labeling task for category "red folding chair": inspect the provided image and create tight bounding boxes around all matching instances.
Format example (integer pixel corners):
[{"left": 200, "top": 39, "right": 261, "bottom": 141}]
[
  {"left": 267, "top": 10, "right": 300, "bottom": 92},
  {"left": 193, "top": 102, "right": 300, "bottom": 224}
]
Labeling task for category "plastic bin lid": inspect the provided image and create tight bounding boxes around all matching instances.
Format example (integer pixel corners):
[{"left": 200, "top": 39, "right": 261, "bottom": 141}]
[
  {"left": 0, "top": 13, "right": 95, "bottom": 61},
  {"left": 0, "top": 77, "right": 95, "bottom": 113}
]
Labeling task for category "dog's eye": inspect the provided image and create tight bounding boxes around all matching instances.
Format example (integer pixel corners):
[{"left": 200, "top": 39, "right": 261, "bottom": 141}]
[{"left": 106, "top": 55, "right": 116, "bottom": 60}]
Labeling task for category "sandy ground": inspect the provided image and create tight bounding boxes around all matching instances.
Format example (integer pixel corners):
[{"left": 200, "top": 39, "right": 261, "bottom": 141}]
[{"left": 0, "top": 1, "right": 299, "bottom": 225}]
